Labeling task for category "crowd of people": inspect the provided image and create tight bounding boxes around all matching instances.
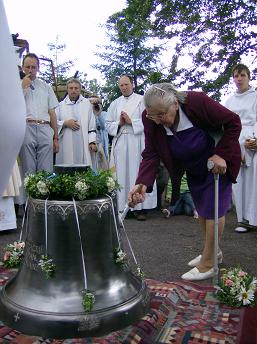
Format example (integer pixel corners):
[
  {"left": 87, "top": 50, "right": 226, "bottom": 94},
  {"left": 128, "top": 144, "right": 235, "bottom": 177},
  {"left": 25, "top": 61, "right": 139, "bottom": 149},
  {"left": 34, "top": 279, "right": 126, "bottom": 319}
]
[{"left": 1, "top": 47, "right": 256, "bottom": 281}]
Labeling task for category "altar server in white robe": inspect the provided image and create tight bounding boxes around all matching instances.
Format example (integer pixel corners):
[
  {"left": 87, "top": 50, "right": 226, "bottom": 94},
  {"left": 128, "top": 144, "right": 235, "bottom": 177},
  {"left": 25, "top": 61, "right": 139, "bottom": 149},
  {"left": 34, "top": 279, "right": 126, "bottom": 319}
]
[
  {"left": 0, "top": 161, "right": 21, "bottom": 231},
  {"left": 56, "top": 78, "right": 97, "bottom": 167},
  {"left": 106, "top": 74, "right": 157, "bottom": 219},
  {"left": 224, "top": 63, "right": 257, "bottom": 233},
  {"left": 0, "top": 1, "right": 26, "bottom": 196}
]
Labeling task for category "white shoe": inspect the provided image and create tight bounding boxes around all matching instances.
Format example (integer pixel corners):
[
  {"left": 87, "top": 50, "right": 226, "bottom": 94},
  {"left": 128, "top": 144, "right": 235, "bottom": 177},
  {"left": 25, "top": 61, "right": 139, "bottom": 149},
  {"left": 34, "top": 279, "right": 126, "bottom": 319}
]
[
  {"left": 162, "top": 208, "right": 171, "bottom": 218},
  {"left": 181, "top": 267, "right": 214, "bottom": 281},
  {"left": 188, "top": 251, "right": 223, "bottom": 267},
  {"left": 235, "top": 226, "right": 248, "bottom": 233}
]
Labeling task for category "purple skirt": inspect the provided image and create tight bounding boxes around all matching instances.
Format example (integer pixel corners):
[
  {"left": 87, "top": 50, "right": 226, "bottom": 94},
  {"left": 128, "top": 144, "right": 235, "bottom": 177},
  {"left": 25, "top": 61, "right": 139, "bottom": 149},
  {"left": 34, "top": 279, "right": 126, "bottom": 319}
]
[{"left": 168, "top": 126, "right": 232, "bottom": 219}]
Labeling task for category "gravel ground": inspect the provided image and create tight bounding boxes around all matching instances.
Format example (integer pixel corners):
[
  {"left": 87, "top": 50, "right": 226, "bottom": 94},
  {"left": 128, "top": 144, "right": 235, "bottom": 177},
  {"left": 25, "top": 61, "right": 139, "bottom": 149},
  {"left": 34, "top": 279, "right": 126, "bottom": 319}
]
[{"left": 1, "top": 205, "right": 256, "bottom": 284}]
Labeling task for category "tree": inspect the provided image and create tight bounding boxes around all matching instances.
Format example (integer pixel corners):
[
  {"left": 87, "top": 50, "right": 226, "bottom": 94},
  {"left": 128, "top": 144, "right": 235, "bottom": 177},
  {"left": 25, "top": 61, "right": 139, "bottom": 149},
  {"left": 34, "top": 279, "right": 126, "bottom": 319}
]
[
  {"left": 39, "top": 35, "right": 74, "bottom": 85},
  {"left": 93, "top": 1, "right": 166, "bottom": 106},
  {"left": 130, "top": 0, "right": 257, "bottom": 99}
]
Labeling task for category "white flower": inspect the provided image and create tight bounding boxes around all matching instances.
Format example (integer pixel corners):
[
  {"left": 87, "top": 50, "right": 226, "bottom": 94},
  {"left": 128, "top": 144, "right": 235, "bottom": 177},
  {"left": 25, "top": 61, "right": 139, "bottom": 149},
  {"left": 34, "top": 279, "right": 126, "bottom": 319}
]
[
  {"left": 37, "top": 180, "right": 48, "bottom": 195},
  {"left": 75, "top": 181, "right": 89, "bottom": 199},
  {"left": 24, "top": 174, "right": 33, "bottom": 188},
  {"left": 248, "top": 278, "right": 257, "bottom": 292},
  {"left": 237, "top": 287, "right": 255, "bottom": 306},
  {"left": 75, "top": 181, "right": 88, "bottom": 193},
  {"left": 115, "top": 249, "right": 127, "bottom": 263},
  {"left": 106, "top": 177, "right": 115, "bottom": 192}
]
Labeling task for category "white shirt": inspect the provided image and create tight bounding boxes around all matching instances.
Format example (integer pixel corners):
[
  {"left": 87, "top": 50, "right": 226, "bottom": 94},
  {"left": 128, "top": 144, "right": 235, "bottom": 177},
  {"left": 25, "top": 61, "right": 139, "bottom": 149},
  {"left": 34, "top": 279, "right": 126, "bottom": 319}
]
[{"left": 23, "top": 78, "right": 59, "bottom": 121}]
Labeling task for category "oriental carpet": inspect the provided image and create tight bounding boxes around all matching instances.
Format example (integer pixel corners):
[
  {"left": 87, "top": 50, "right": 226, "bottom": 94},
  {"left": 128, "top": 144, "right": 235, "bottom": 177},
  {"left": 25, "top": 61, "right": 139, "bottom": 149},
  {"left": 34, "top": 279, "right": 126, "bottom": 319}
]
[{"left": 0, "top": 267, "right": 256, "bottom": 344}]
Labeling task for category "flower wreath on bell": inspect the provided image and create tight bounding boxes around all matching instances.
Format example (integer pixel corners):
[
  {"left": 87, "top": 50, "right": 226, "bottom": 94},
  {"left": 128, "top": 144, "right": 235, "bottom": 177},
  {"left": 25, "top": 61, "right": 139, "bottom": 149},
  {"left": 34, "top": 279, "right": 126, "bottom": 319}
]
[
  {"left": 215, "top": 266, "right": 257, "bottom": 307},
  {"left": 2, "top": 168, "right": 145, "bottom": 312},
  {"left": 24, "top": 169, "right": 119, "bottom": 201}
]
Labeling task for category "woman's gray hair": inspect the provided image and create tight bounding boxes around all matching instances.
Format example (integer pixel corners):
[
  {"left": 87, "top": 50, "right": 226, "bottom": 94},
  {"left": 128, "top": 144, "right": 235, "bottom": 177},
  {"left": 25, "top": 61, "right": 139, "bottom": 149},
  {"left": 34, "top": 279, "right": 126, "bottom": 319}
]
[{"left": 144, "top": 83, "right": 187, "bottom": 108}]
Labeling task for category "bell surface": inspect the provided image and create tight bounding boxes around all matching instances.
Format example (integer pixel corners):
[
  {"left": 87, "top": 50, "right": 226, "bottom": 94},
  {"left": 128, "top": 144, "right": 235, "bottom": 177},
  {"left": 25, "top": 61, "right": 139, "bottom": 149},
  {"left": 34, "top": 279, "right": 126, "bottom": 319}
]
[{"left": 0, "top": 194, "right": 150, "bottom": 338}]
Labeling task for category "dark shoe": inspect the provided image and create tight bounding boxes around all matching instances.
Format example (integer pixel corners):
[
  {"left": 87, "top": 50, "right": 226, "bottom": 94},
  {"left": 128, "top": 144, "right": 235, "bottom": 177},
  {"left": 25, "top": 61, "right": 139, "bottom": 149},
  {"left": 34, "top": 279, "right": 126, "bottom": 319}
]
[
  {"left": 125, "top": 210, "right": 135, "bottom": 219},
  {"left": 136, "top": 213, "right": 147, "bottom": 221}
]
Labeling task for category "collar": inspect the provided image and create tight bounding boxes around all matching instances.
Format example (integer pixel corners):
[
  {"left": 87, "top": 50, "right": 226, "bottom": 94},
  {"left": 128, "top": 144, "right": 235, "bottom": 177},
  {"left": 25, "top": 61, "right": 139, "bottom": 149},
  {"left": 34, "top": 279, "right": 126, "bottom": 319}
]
[
  {"left": 123, "top": 92, "right": 134, "bottom": 99},
  {"left": 164, "top": 106, "right": 193, "bottom": 135},
  {"left": 65, "top": 94, "right": 83, "bottom": 105}
]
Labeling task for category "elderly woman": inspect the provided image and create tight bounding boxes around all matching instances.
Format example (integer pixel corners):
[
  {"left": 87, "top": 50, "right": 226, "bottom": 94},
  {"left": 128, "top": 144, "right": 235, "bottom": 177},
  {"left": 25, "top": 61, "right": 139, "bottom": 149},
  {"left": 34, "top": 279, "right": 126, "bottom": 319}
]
[{"left": 128, "top": 83, "right": 241, "bottom": 281}]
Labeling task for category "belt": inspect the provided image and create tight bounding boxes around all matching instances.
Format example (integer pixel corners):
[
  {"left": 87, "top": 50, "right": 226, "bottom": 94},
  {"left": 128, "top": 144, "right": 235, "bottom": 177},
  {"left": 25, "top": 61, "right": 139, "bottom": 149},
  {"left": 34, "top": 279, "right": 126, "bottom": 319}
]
[{"left": 27, "top": 119, "right": 50, "bottom": 125}]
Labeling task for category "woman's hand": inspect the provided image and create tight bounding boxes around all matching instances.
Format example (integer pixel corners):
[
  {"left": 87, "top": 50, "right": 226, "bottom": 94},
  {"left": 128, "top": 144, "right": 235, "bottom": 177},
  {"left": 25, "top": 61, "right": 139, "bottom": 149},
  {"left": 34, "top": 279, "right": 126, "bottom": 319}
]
[
  {"left": 207, "top": 154, "right": 227, "bottom": 174},
  {"left": 128, "top": 184, "right": 147, "bottom": 207}
]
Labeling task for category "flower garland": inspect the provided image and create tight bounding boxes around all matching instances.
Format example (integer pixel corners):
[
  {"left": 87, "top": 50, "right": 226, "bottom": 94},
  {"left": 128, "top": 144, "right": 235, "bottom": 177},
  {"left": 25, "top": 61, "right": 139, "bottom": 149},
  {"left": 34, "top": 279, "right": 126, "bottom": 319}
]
[
  {"left": 24, "top": 169, "right": 119, "bottom": 201},
  {"left": 2, "top": 241, "right": 25, "bottom": 268},
  {"left": 82, "top": 290, "right": 95, "bottom": 312},
  {"left": 38, "top": 255, "right": 56, "bottom": 279},
  {"left": 215, "top": 266, "right": 257, "bottom": 307}
]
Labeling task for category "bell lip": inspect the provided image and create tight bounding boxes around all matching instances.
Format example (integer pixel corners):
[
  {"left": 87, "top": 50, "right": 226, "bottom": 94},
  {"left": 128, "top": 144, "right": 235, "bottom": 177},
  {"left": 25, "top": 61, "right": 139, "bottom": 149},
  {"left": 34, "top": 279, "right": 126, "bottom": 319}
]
[
  {"left": 0, "top": 281, "right": 149, "bottom": 316},
  {"left": 0, "top": 283, "right": 150, "bottom": 338}
]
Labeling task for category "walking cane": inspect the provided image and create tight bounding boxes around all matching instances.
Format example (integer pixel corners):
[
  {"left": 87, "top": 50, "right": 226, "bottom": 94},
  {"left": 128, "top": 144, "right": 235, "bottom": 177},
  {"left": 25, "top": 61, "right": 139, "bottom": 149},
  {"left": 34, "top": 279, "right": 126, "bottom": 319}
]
[
  {"left": 207, "top": 160, "right": 219, "bottom": 285},
  {"left": 119, "top": 204, "right": 131, "bottom": 222}
]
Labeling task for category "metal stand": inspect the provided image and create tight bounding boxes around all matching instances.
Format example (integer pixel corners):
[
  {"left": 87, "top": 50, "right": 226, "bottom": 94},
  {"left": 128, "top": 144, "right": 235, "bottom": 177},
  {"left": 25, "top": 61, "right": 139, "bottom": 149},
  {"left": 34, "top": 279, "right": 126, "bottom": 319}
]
[{"left": 213, "top": 173, "right": 219, "bottom": 285}]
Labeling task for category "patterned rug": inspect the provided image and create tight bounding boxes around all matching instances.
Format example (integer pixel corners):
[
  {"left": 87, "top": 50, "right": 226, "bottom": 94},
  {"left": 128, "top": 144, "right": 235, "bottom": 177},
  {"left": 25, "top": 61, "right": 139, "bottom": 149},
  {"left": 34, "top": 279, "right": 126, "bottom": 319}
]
[{"left": 0, "top": 267, "right": 256, "bottom": 344}]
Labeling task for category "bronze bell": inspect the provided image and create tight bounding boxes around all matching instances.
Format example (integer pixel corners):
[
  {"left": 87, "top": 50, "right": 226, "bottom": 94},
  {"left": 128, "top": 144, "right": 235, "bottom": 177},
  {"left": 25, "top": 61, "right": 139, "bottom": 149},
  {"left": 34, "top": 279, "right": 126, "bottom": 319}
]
[{"left": 0, "top": 166, "right": 150, "bottom": 338}]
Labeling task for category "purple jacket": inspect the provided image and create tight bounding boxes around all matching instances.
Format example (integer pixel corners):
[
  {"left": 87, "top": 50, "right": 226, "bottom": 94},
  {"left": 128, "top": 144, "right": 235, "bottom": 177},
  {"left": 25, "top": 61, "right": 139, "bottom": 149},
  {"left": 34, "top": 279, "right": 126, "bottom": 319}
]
[{"left": 136, "top": 91, "right": 241, "bottom": 199}]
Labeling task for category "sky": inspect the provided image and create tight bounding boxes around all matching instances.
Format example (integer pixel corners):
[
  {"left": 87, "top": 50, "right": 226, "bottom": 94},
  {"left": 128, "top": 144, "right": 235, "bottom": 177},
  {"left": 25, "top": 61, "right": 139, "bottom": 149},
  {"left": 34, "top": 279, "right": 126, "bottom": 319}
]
[{"left": 3, "top": 0, "right": 127, "bottom": 83}]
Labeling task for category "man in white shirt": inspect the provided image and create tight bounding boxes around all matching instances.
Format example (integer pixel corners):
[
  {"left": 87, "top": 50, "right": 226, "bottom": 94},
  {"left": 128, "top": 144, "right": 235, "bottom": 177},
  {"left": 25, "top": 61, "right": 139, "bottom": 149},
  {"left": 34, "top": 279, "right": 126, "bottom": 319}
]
[
  {"left": 106, "top": 74, "right": 156, "bottom": 219},
  {"left": 20, "top": 53, "right": 59, "bottom": 174},
  {"left": 56, "top": 78, "right": 97, "bottom": 167}
]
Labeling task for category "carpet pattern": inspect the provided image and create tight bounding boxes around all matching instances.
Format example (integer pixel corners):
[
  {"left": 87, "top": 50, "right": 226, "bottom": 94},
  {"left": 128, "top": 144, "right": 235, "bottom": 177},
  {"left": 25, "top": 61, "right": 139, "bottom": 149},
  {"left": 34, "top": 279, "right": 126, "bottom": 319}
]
[{"left": 0, "top": 267, "right": 256, "bottom": 343}]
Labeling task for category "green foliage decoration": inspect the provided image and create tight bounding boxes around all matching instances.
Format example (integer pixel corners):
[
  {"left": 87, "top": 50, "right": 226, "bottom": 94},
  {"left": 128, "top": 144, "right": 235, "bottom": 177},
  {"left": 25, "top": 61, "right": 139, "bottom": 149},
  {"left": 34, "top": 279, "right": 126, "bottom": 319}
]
[
  {"left": 82, "top": 290, "right": 95, "bottom": 312},
  {"left": 2, "top": 241, "right": 25, "bottom": 268},
  {"left": 24, "top": 169, "right": 119, "bottom": 201},
  {"left": 38, "top": 255, "right": 56, "bottom": 279}
]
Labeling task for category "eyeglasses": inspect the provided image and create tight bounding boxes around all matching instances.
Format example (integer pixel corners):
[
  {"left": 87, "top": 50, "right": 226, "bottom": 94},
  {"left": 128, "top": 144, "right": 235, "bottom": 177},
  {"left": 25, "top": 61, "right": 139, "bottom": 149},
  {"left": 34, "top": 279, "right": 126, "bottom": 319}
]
[{"left": 146, "top": 113, "right": 166, "bottom": 121}]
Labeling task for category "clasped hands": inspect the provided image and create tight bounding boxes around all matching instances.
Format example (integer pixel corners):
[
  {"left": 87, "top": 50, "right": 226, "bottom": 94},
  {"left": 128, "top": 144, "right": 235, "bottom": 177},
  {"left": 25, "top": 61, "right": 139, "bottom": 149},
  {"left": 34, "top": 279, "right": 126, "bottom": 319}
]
[
  {"left": 118, "top": 111, "right": 132, "bottom": 126},
  {"left": 64, "top": 119, "right": 80, "bottom": 131},
  {"left": 244, "top": 137, "right": 257, "bottom": 150}
]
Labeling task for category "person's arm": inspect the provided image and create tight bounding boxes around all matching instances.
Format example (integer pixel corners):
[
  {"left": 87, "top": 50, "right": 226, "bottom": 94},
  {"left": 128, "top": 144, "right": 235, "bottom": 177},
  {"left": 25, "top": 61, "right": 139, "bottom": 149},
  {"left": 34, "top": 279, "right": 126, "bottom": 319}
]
[
  {"left": 88, "top": 109, "right": 97, "bottom": 152},
  {"left": 49, "top": 108, "right": 59, "bottom": 153},
  {"left": 128, "top": 100, "right": 145, "bottom": 135},
  {"left": 135, "top": 110, "right": 161, "bottom": 190},
  {"left": 186, "top": 92, "right": 242, "bottom": 162},
  {"left": 106, "top": 100, "right": 125, "bottom": 136},
  {"left": 186, "top": 92, "right": 242, "bottom": 179}
]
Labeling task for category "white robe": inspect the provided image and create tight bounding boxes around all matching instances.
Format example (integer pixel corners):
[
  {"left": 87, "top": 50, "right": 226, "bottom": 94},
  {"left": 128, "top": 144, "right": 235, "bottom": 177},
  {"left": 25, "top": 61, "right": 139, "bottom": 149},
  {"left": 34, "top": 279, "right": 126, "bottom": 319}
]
[
  {"left": 56, "top": 95, "right": 96, "bottom": 167},
  {"left": 225, "top": 87, "right": 257, "bottom": 225},
  {"left": 106, "top": 93, "right": 157, "bottom": 212},
  {"left": 0, "top": 2, "right": 26, "bottom": 195},
  {"left": 0, "top": 161, "right": 21, "bottom": 231}
]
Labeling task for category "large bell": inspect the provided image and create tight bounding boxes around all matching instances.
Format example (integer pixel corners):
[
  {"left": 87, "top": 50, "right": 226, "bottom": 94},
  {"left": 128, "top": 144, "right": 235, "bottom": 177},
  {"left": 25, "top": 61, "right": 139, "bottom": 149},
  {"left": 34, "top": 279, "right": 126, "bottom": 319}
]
[{"left": 0, "top": 167, "right": 150, "bottom": 338}]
